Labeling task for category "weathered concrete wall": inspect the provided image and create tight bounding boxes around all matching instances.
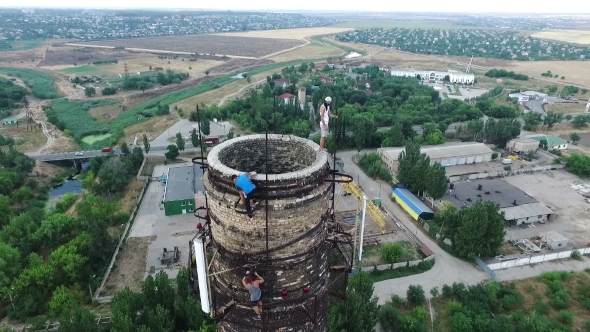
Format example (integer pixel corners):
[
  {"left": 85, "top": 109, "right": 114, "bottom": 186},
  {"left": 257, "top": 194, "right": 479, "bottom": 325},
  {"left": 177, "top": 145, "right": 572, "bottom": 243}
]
[{"left": 205, "top": 135, "right": 331, "bottom": 332}]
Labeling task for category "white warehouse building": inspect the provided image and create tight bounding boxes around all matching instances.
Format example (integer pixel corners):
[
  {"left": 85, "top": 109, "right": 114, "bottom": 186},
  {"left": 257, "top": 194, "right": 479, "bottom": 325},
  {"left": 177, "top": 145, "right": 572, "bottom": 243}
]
[
  {"left": 378, "top": 142, "right": 494, "bottom": 172},
  {"left": 390, "top": 68, "right": 475, "bottom": 84}
]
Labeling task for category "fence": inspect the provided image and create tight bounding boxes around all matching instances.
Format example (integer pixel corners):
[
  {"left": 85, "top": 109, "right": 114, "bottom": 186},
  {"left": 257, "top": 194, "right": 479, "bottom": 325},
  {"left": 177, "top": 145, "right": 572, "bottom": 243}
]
[
  {"left": 475, "top": 256, "right": 497, "bottom": 280},
  {"left": 93, "top": 177, "right": 150, "bottom": 298},
  {"left": 484, "top": 247, "right": 590, "bottom": 271},
  {"left": 358, "top": 254, "right": 435, "bottom": 272},
  {"left": 449, "top": 164, "right": 565, "bottom": 183}
]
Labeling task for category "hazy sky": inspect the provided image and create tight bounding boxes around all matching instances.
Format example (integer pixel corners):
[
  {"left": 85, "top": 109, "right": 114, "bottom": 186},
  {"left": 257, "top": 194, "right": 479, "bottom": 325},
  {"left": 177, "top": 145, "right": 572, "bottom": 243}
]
[{"left": 7, "top": 0, "right": 587, "bottom": 14}]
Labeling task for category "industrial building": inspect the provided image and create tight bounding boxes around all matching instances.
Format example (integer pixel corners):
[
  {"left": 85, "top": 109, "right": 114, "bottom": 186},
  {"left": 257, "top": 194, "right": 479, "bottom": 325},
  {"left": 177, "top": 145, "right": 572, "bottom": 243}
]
[
  {"left": 162, "top": 165, "right": 205, "bottom": 216},
  {"left": 507, "top": 137, "right": 539, "bottom": 153},
  {"left": 527, "top": 134, "right": 568, "bottom": 150},
  {"left": 508, "top": 91, "right": 548, "bottom": 102},
  {"left": 390, "top": 68, "right": 475, "bottom": 84},
  {"left": 378, "top": 142, "right": 494, "bottom": 172},
  {"left": 392, "top": 187, "right": 434, "bottom": 221},
  {"left": 444, "top": 179, "right": 554, "bottom": 225},
  {"left": 541, "top": 231, "right": 569, "bottom": 250}
]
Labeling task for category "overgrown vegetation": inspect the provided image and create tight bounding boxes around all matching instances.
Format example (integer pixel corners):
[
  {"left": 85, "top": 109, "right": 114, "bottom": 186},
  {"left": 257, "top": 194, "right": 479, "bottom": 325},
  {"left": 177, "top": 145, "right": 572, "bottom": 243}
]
[
  {"left": 563, "top": 153, "right": 590, "bottom": 178},
  {"left": 0, "top": 67, "right": 59, "bottom": 99},
  {"left": 358, "top": 152, "right": 394, "bottom": 185},
  {"left": 0, "top": 78, "right": 28, "bottom": 118},
  {"left": 485, "top": 69, "right": 529, "bottom": 81}
]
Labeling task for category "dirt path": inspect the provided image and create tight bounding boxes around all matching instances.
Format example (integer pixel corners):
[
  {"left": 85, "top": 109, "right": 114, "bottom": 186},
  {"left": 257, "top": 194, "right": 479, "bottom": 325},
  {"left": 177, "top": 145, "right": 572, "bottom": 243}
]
[{"left": 218, "top": 78, "right": 266, "bottom": 106}]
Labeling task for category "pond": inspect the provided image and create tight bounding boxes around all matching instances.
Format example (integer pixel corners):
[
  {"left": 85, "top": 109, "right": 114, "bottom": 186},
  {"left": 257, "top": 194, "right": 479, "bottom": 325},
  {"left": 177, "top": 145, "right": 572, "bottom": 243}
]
[
  {"left": 82, "top": 133, "right": 112, "bottom": 145},
  {"left": 49, "top": 179, "right": 83, "bottom": 197}
]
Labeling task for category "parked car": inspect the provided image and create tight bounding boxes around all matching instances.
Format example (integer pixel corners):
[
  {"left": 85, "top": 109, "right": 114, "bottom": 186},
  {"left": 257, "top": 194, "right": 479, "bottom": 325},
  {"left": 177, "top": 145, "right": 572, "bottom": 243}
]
[
  {"left": 102, "top": 147, "right": 112, "bottom": 152},
  {"left": 74, "top": 152, "right": 83, "bottom": 156}
]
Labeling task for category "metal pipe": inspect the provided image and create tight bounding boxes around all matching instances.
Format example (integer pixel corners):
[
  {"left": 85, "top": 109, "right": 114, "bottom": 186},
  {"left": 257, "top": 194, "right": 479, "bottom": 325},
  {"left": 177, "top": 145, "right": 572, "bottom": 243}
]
[
  {"left": 265, "top": 123, "right": 270, "bottom": 261},
  {"left": 273, "top": 94, "right": 277, "bottom": 135},
  {"left": 196, "top": 106, "right": 210, "bottom": 213},
  {"left": 331, "top": 99, "right": 337, "bottom": 215},
  {"left": 359, "top": 195, "right": 367, "bottom": 261}
]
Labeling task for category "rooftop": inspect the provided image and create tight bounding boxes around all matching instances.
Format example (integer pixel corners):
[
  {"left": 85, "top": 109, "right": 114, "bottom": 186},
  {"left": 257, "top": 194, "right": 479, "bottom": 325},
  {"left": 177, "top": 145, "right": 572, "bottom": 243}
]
[
  {"left": 380, "top": 142, "right": 494, "bottom": 161},
  {"left": 527, "top": 134, "right": 567, "bottom": 146},
  {"left": 500, "top": 202, "right": 554, "bottom": 220},
  {"left": 279, "top": 93, "right": 296, "bottom": 99},
  {"left": 192, "top": 120, "right": 234, "bottom": 138},
  {"left": 542, "top": 231, "right": 568, "bottom": 242},
  {"left": 510, "top": 137, "right": 538, "bottom": 143},
  {"left": 163, "top": 165, "right": 205, "bottom": 202},
  {"left": 445, "top": 179, "right": 536, "bottom": 209}
]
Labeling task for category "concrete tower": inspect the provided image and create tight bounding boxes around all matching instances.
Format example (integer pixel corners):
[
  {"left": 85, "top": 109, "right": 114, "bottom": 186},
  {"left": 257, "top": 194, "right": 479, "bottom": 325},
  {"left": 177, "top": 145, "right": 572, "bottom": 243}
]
[
  {"left": 298, "top": 87, "right": 306, "bottom": 103},
  {"left": 191, "top": 134, "right": 352, "bottom": 332}
]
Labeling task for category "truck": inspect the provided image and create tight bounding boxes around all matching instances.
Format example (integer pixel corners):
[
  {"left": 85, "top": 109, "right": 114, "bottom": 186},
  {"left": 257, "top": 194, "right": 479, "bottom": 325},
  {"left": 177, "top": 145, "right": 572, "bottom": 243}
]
[{"left": 502, "top": 159, "right": 513, "bottom": 165}]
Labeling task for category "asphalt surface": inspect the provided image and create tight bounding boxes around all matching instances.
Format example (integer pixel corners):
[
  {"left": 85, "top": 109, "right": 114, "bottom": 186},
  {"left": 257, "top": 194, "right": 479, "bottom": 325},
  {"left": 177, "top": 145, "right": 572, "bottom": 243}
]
[{"left": 29, "top": 145, "right": 204, "bottom": 161}]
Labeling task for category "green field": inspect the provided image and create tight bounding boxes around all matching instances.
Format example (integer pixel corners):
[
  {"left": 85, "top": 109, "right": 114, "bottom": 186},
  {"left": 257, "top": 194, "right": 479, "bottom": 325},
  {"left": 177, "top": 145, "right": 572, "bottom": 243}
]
[
  {"left": 334, "top": 19, "right": 496, "bottom": 30},
  {"left": 63, "top": 65, "right": 97, "bottom": 74},
  {"left": 82, "top": 133, "right": 112, "bottom": 144},
  {"left": 0, "top": 67, "right": 59, "bottom": 99},
  {"left": 0, "top": 40, "right": 43, "bottom": 52}
]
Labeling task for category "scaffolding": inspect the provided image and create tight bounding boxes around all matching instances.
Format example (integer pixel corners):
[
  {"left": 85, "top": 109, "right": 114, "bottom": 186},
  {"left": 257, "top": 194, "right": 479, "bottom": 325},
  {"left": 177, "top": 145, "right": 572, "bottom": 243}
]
[{"left": 341, "top": 181, "right": 386, "bottom": 234}]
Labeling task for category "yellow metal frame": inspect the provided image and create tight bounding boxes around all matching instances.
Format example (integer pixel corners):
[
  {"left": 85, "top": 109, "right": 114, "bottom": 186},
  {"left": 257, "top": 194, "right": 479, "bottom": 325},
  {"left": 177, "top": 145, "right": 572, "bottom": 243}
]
[{"left": 341, "top": 181, "right": 386, "bottom": 233}]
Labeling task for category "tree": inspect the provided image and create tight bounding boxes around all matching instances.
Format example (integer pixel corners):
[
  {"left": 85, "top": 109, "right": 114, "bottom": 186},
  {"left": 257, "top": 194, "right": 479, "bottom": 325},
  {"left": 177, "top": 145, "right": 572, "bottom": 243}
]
[
  {"left": 570, "top": 132, "right": 580, "bottom": 145},
  {"left": 120, "top": 142, "right": 130, "bottom": 156},
  {"left": 191, "top": 128, "right": 199, "bottom": 148},
  {"left": 0, "top": 243, "right": 21, "bottom": 299},
  {"left": 380, "top": 243, "right": 404, "bottom": 264},
  {"left": 543, "top": 111, "right": 564, "bottom": 129},
  {"left": 453, "top": 200, "right": 506, "bottom": 258},
  {"left": 327, "top": 271, "right": 379, "bottom": 332},
  {"left": 383, "top": 123, "right": 405, "bottom": 147},
  {"left": 49, "top": 286, "right": 75, "bottom": 318},
  {"left": 95, "top": 157, "right": 130, "bottom": 195},
  {"left": 407, "top": 285, "right": 426, "bottom": 306},
  {"left": 397, "top": 140, "right": 421, "bottom": 189},
  {"left": 426, "top": 162, "right": 448, "bottom": 205},
  {"left": 0, "top": 194, "right": 11, "bottom": 227},
  {"left": 565, "top": 114, "right": 573, "bottom": 122},
  {"left": 165, "top": 144, "right": 179, "bottom": 160},
  {"left": 200, "top": 118, "right": 210, "bottom": 136},
  {"left": 292, "top": 119, "right": 311, "bottom": 138},
  {"left": 84, "top": 87, "right": 96, "bottom": 97},
  {"left": 59, "top": 307, "right": 99, "bottom": 332},
  {"left": 564, "top": 153, "right": 590, "bottom": 178},
  {"left": 573, "top": 115, "right": 590, "bottom": 128},
  {"left": 522, "top": 112, "right": 543, "bottom": 131},
  {"left": 205, "top": 70, "right": 209, "bottom": 76},
  {"left": 32, "top": 213, "right": 77, "bottom": 248},
  {"left": 353, "top": 113, "right": 375, "bottom": 153},
  {"left": 484, "top": 118, "right": 520, "bottom": 148},
  {"left": 176, "top": 132, "right": 185, "bottom": 151},
  {"left": 138, "top": 81, "right": 149, "bottom": 93},
  {"left": 143, "top": 134, "right": 150, "bottom": 154}
]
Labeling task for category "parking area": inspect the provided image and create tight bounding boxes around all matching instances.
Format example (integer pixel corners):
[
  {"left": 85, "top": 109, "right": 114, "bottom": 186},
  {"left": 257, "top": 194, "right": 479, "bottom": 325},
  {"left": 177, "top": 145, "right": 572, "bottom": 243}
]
[
  {"left": 129, "top": 161, "right": 201, "bottom": 280},
  {"left": 503, "top": 171, "right": 590, "bottom": 247}
]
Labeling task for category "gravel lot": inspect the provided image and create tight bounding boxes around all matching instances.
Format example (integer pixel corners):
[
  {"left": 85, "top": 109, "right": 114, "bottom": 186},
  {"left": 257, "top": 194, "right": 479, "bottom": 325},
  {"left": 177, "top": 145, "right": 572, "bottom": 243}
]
[{"left": 504, "top": 171, "right": 590, "bottom": 247}]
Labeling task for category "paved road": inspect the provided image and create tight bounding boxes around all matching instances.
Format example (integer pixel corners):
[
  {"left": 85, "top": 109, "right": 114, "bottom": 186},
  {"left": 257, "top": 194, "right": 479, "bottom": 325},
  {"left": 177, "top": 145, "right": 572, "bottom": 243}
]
[
  {"left": 28, "top": 145, "right": 203, "bottom": 161},
  {"left": 335, "top": 150, "right": 488, "bottom": 304}
]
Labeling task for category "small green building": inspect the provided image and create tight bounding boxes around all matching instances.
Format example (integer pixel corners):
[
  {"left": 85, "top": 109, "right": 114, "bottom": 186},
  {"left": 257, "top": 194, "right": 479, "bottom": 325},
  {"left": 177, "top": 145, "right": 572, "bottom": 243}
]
[
  {"left": 2, "top": 118, "right": 17, "bottom": 125},
  {"left": 163, "top": 165, "right": 205, "bottom": 216}
]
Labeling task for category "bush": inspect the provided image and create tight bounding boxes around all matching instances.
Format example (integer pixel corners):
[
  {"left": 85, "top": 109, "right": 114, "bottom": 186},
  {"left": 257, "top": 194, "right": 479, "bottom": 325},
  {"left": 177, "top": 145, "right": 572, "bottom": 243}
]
[
  {"left": 558, "top": 310, "right": 574, "bottom": 325},
  {"left": 550, "top": 290, "right": 570, "bottom": 309},
  {"left": 491, "top": 152, "right": 498, "bottom": 160},
  {"left": 412, "top": 307, "right": 428, "bottom": 321},
  {"left": 358, "top": 152, "right": 394, "bottom": 185},
  {"left": 406, "top": 285, "right": 426, "bottom": 306},
  {"left": 380, "top": 242, "right": 404, "bottom": 264},
  {"left": 571, "top": 250, "right": 582, "bottom": 260},
  {"left": 504, "top": 165, "right": 511, "bottom": 171},
  {"left": 447, "top": 300, "right": 462, "bottom": 315},
  {"left": 430, "top": 287, "right": 439, "bottom": 297}
]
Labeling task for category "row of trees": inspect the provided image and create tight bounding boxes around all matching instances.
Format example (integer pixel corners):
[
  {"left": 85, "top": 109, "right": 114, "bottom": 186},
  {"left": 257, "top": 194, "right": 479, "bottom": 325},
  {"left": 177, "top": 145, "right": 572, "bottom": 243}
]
[
  {"left": 485, "top": 69, "right": 529, "bottom": 81},
  {"left": 0, "top": 78, "right": 28, "bottom": 118},
  {"left": 397, "top": 140, "right": 448, "bottom": 202}
]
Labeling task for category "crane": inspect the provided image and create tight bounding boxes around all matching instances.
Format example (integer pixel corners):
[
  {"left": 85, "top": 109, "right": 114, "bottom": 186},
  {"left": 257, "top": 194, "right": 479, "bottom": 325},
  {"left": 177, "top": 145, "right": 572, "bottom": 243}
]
[{"left": 341, "top": 181, "right": 386, "bottom": 234}]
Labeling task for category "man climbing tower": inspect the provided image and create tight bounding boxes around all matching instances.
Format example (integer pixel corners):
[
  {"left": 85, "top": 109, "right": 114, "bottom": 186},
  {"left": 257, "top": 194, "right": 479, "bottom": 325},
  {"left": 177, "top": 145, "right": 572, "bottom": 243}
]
[
  {"left": 242, "top": 271, "right": 264, "bottom": 321},
  {"left": 319, "top": 96, "right": 338, "bottom": 151},
  {"left": 232, "top": 171, "right": 257, "bottom": 220}
]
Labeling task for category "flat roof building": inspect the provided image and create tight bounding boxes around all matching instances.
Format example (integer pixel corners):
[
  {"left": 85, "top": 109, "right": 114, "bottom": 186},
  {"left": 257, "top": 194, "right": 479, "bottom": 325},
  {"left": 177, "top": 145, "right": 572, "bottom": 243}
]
[
  {"left": 163, "top": 164, "right": 205, "bottom": 216},
  {"left": 507, "top": 137, "right": 539, "bottom": 153},
  {"left": 390, "top": 68, "right": 475, "bottom": 84},
  {"left": 378, "top": 142, "right": 494, "bottom": 172},
  {"left": 444, "top": 179, "right": 553, "bottom": 225}
]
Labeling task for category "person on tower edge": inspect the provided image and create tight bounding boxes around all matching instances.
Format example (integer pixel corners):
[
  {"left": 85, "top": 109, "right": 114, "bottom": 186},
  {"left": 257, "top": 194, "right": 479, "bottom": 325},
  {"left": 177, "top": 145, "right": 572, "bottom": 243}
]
[
  {"left": 232, "top": 171, "right": 257, "bottom": 220},
  {"left": 319, "top": 96, "right": 338, "bottom": 151}
]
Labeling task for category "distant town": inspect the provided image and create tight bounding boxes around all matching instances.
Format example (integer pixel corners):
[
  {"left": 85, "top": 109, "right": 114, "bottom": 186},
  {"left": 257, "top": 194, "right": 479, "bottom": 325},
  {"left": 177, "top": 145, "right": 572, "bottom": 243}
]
[{"left": 0, "top": 9, "right": 342, "bottom": 43}]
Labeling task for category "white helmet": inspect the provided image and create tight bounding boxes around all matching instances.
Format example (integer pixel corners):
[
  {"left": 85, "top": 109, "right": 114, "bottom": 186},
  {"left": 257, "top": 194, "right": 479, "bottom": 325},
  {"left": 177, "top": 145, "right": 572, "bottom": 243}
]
[{"left": 325, "top": 96, "right": 332, "bottom": 102}]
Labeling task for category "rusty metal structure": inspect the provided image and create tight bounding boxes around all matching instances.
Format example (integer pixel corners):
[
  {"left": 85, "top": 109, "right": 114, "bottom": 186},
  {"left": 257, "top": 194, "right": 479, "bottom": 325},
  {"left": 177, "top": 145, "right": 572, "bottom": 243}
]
[{"left": 188, "top": 107, "right": 353, "bottom": 332}]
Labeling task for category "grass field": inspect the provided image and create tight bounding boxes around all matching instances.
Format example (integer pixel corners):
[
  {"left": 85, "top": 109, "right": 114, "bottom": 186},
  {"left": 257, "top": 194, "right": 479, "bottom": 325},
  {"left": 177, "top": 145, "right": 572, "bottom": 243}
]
[
  {"left": 532, "top": 30, "right": 590, "bottom": 45},
  {"left": 499, "top": 61, "right": 590, "bottom": 87},
  {"left": 334, "top": 19, "right": 495, "bottom": 30},
  {"left": 544, "top": 102, "right": 588, "bottom": 115},
  {"left": 0, "top": 67, "right": 59, "bottom": 99},
  {"left": 213, "top": 27, "right": 352, "bottom": 39},
  {"left": 82, "top": 133, "right": 112, "bottom": 145},
  {"left": 62, "top": 65, "right": 98, "bottom": 74},
  {"left": 0, "top": 40, "right": 43, "bottom": 52},
  {"left": 268, "top": 40, "right": 344, "bottom": 62}
]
